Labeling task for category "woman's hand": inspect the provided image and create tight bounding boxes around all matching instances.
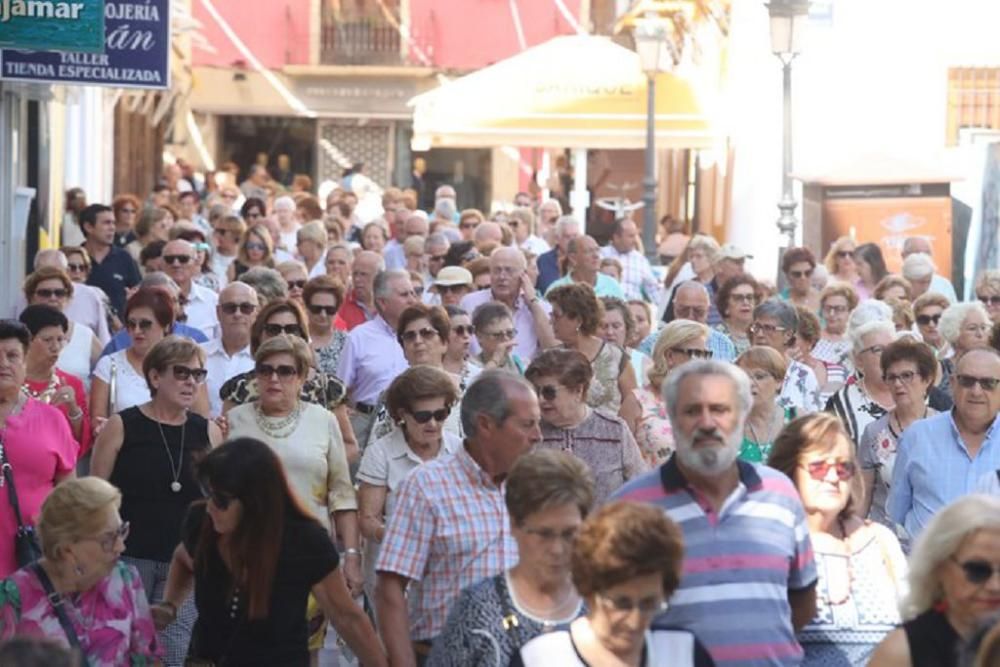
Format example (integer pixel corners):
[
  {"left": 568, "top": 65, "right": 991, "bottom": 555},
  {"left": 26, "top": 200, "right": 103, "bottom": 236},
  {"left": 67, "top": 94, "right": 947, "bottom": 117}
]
[
  {"left": 50, "top": 385, "right": 77, "bottom": 410},
  {"left": 343, "top": 553, "right": 364, "bottom": 599},
  {"left": 214, "top": 415, "right": 230, "bottom": 440},
  {"left": 150, "top": 602, "right": 177, "bottom": 631},
  {"left": 92, "top": 416, "right": 108, "bottom": 436},
  {"left": 489, "top": 339, "right": 517, "bottom": 367}
]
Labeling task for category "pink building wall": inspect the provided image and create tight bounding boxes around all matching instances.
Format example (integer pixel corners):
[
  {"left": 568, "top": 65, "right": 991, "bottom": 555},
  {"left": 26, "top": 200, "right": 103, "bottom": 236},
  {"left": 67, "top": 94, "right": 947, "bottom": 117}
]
[{"left": 192, "top": 0, "right": 312, "bottom": 68}]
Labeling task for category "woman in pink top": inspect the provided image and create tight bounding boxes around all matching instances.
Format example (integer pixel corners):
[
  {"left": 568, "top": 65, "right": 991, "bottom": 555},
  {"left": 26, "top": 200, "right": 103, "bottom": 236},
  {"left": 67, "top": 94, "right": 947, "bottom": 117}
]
[{"left": 0, "top": 320, "right": 77, "bottom": 577}]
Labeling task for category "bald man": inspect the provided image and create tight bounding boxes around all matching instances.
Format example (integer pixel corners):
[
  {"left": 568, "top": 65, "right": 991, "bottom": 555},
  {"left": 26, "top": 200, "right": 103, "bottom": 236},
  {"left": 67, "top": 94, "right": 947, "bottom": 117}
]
[
  {"left": 162, "top": 239, "right": 219, "bottom": 339},
  {"left": 202, "top": 281, "right": 259, "bottom": 417}
]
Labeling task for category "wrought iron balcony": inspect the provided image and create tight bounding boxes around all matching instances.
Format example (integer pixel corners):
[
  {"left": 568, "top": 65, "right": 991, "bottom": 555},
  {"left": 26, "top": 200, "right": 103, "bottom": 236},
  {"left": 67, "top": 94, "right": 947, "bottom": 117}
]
[{"left": 320, "top": 17, "right": 412, "bottom": 66}]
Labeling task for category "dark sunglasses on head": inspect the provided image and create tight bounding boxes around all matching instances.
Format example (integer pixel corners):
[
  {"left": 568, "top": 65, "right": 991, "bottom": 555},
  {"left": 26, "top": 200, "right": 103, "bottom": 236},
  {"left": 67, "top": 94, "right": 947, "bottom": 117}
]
[
  {"left": 952, "top": 557, "right": 1000, "bottom": 585},
  {"left": 172, "top": 365, "right": 208, "bottom": 383},
  {"left": 67, "top": 263, "right": 87, "bottom": 272},
  {"left": 535, "top": 384, "right": 559, "bottom": 401},
  {"left": 978, "top": 294, "right": 1000, "bottom": 307},
  {"left": 163, "top": 254, "right": 193, "bottom": 265},
  {"left": 263, "top": 323, "right": 303, "bottom": 338},
  {"left": 286, "top": 280, "right": 306, "bottom": 290},
  {"left": 402, "top": 327, "right": 438, "bottom": 344},
  {"left": 802, "top": 460, "right": 857, "bottom": 481},
  {"left": 954, "top": 374, "right": 1000, "bottom": 391},
  {"left": 126, "top": 318, "right": 155, "bottom": 332},
  {"left": 220, "top": 302, "right": 256, "bottom": 315},
  {"left": 670, "top": 347, "right": 712, "bottom": 360},
  {"left": 409, "top": 408, "right": 450, "bottom": 424},
  {"left": 309, "top": 304, "right": 339, "bottom": 316},
  {"left": 35, "top": 288, "right": 69, "bottom": 299},
  {"left": 916, "top": 313, "right": 941, "bottom": 326},
  {"left": 452, "top": 325, "right": 475, "bottom": 336},
  {"left": 255, "top": 363, "right": 298, "bottom": 379}
]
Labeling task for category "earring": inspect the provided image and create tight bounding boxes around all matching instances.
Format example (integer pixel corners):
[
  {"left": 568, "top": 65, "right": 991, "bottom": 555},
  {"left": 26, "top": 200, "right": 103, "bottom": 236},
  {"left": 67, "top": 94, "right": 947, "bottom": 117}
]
[{"left": 74, "top": 565, "right": 84, "bottom": 576}]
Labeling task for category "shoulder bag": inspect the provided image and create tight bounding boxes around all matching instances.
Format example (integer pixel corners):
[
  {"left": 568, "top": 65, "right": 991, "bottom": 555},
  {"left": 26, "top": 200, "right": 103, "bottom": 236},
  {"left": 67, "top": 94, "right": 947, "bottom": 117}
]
[
  {"left": 0, "top": 438, "right": 42, "bottom": 567},
  {"left": 30, "top": 561, "right": 90, "bottom": 667},
  {"left": 107, "top": 355, "right": 118, "bottom": 415}
]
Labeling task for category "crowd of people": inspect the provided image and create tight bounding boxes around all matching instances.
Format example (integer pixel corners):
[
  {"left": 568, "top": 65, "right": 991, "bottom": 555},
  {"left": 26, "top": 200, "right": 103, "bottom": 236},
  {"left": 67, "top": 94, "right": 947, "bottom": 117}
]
[{"left": 0, "top": 165, "right": 998, "bottom": 667}]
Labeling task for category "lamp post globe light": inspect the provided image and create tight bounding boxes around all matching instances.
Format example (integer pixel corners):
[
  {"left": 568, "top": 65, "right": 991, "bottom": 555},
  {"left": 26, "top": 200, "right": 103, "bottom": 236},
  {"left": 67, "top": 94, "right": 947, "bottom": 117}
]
[{"left": 767, "top": 0, "right": 810, "bottom": 251}]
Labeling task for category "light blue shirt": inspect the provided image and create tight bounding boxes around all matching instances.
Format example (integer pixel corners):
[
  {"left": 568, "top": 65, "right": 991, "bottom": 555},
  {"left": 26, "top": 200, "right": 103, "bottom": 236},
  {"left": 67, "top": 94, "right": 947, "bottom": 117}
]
[
  {"left": 928, "top": 274, "right": 958, "bottom": 302},
  {"left": 888, "top": 411, "right": 1000, "bottom": 539},
  {"left": 545, "top": 272, "right": 626, "bottom": 299}
]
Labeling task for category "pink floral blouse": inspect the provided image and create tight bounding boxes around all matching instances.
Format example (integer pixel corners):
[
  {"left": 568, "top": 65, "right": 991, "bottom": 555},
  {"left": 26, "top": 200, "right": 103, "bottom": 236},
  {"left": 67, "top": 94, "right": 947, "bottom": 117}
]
[
  {"left": 633, "top": 385, "right": 674, "bottom": 467},
  {"left": 0, "top": 560, "right": 160, "bottom": 665}
]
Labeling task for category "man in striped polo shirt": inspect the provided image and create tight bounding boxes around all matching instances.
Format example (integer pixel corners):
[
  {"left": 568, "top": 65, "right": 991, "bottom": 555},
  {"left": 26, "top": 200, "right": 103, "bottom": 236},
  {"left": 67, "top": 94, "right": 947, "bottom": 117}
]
[{"left": 613, "top": 360, "right": 818, "bottom": 666}]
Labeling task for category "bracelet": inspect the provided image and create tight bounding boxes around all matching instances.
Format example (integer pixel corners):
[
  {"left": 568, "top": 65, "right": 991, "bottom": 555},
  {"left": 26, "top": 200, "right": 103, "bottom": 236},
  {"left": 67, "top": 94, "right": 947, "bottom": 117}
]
[
  {"left": 343, "top": 547, "right": 361, "bottom": 558},
  {"left": 67, "top": 409, "right": 83, "bottom": 421}
]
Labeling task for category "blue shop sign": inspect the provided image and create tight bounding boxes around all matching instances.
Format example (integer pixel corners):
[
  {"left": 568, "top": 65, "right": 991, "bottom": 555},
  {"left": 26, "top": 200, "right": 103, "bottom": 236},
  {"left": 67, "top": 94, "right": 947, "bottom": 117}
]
[{"left": 0, "top": 0, "right": 105, "bottom": 52}]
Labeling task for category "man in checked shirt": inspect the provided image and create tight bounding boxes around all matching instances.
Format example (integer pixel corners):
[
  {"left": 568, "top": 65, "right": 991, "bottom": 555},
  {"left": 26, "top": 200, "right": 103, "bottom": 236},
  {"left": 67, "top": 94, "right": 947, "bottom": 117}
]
[{"left": 375, "top": 370, "right": 542, "bottom": 666}]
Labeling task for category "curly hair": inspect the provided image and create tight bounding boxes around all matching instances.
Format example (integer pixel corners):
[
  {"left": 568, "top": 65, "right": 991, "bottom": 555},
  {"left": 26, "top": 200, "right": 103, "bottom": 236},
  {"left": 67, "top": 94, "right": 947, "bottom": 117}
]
[
  {"left": 525, "top": 348, "right": 593, "bottom": 394},
  {"left": 302, "top": 274, "right": 346, "bottom": 312},
  {"left": 547, "top": 282, "right": 603, "bottom": 336},
  {"left": 715, "top": 273, "right": 759, "bottom": 319},
  {"left": 600, "top": 296, "right": 635, "bottom": 342},
  {"left": 781, "top": 247, "right": 816, "bottom": 274},
  {"left": 384, "top": 365, "right": 459, "bottom": 423},
  {"left": 396, "top": 304, "right": 450, "bottom": 346},
  {"left": 879, "top": 337, "right": 938, "bottom": 382},
  {"left": 874, "top": 275, "right": 912, "bottom": 302},
  {"left": 819, "top": 282, "right": 859, "bottom": 312}
]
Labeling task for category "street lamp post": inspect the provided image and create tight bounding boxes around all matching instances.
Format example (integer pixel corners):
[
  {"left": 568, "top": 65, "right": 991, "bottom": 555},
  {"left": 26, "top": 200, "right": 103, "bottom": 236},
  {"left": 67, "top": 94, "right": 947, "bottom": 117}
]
[{"left": 767, "top": 0, "right": 810, "bottom": 252}]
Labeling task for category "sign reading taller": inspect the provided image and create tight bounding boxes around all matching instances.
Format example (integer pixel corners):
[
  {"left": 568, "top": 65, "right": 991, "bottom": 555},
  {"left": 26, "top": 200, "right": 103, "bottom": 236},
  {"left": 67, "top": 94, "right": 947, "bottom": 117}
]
[{"left": 0, "top": 0, "right": 105, "bottom": 53}]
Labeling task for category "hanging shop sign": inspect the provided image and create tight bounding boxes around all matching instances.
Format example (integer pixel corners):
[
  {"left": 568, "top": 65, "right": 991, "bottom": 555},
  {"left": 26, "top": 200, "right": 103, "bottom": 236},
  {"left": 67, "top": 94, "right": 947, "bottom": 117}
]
[
  {"left": 0, "top": 0, "right": 105, "bottom": 52},
  {"left": 0, "top": 0, "right": 169, "bottom": 89}
]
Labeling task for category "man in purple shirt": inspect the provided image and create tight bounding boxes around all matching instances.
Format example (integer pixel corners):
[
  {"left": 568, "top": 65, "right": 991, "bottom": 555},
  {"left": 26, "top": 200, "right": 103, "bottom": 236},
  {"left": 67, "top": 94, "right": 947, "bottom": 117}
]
[
  {"left": 338, "top": 268, "right": 419, "bottom": 447},
  {"left": 461, "top": 247, "right": 556, "bottom": 362}
]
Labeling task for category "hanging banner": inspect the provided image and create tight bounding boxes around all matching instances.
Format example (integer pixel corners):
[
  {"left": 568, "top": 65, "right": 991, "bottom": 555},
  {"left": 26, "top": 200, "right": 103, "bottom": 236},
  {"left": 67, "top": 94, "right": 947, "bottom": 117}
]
[
  {"left": 0, "top": 0, "right": 105, "bottom": 52},
  {"left": 0, "top": 0, "right": 169, "bottom": 89}
]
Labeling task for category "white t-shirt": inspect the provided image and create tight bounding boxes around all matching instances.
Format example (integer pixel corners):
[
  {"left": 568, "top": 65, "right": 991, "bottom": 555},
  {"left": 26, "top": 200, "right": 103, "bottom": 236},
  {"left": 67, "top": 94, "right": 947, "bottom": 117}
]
[{"left": 92, "top": 350, "right": 151, "bottom": 414}]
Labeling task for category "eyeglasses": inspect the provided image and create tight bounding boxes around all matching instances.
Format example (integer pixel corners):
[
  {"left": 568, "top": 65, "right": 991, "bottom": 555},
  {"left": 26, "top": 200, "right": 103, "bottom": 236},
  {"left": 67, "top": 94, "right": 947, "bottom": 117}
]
[
  {"left": 801, "top": 459, "right": 857, "bottom": 481},
  {"left": 837, "top": 250, "right": 854, "bottom": 258},
  {"left": 408, "top": 408, "right": 450, "bottom": 424},
  {"left": 916, "top": 313, "right": 941, "bottom": 326},
  {"left": 884, "top": 370, "right": 917, "bottom": 385},
  {"left": 245, "top": 242, "right": 266, "bottom": 252},
  {"left": 535, "top": 384, "right": 559, "bottom": 401},
  {"left": 453, "top": 325, "right": 476, "bottom": 336},
  {"left": 85, "top": 521, "right": 130, "bottom": 553},
  {"left": 171, "top": 365, "right": 208, "bottom": 383},
  {"left": 954, "top": 375, "right": 1000, "bottom": 391},
  {"left": 402, "top": 327, "right": 439, "bottom": 344},
  {"left": 213, "top": 228, "right": 239, "bottom": 238},
  {"left": 220, "top": 302, "right": 256, "bottom": 315},
  {"left": 35, "top": 288, "right": 69, "bottom": 299},
  {"left": 749, "top": 323, "right": 787, "bottom": 335},
  {"left": 824, "top": 304, "right": 849, "bottom": 315},
  {"left": 308, "top": 304, "right": 338, "bottom": 316},
  {"left": 523, "top": 526, "right": 578, "bottom": 544},
  {"left": 285, "top": 280, "right": 306, "bottom": 291},
  {"left": 859, "top": 344, "right": 885, "bottom": 356},
  {"left": 951, "top": 557, "right": 1000, "bottom": 585},
  {"left": 789, "top": 269, "right": 814, "bottom": 279},
  {"left": 978, "top": 294, "right": 1000, "bottom": 307},
  {"left": 67, "top": 263, "right": 87, "bottom": 272},
  {"left": 596, "top": 593, "right": 668, "bottom": 616},
  {"left": 437, "top": 284, "right": 469, "bottom": 294},
  {"left": 262, "top": 323, "right": 303, "bottom": 338},
  {"left": 730, "top": 293, "right": 756, "bottom": 304},
  {"left": 670, "top": 347, "right": 712, "bottom": 360},
  {"left": 255, "top": 363, "right": 299, "bottom": 379},
  {"left": 482, "top": 328, "right": 516, "bottom": 341},
  {"left": 120, "top": 208, "right": 137, "bottom": 215},
  {"left": 126, "top": 318, "right": 155, "bottom": 332},
  {"left": 429, "top": 254, "right": 447, "bottom": 263},
  {"left": 459, "top": 221, "right": 479, "bottom": 229}
]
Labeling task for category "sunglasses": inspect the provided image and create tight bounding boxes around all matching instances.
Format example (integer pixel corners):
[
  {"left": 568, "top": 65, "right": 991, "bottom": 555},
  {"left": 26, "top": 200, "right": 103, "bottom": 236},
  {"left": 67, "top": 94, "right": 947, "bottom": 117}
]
[
  {"left": 409, "top": 408, "right": 450, "bottom": 424},
  {"left": 172, "top": 365, "right": 208, "bottom": 383},
  {"left": 402, "top": 327, "right": 439, "bottom": 344},
  {"left": 453, "top": 325, "right": 475, "bottom": 336},
  {"left": 436, "top": 284, "right": 468, "bottom": 294},
  {"left": 67, "top": 263, "right": 87, "bottom": 272},
  {"left": 978, "top": 295, "right": 1000, "bottom": 307},
  {"left": 730, "top": 293, "right": 757, "bottom": 304},
  {"left": 670, "top": 347, "right": 712, "bottom": 360},
  {"left": 483, "top": 328, "right": 516, "bottom": 341},
  {"left": 954, "top": 375, "right": 1000, "bottom": 391},
  {"left": 802, "top": 460, "right": 857, "bottom": 481},
  {"left": 126, "top": 318, "right": 155, "bottom": 332},
  {"left": 535, "top": 384, "right": 559, "bottom": 401},
  {"left": 837, "top": 250, "right": 854, "bottom": 258},
  {"left": 789, "top": 269, "right": 814, "bottom": 279},
  {"left": 262, "top": 323, "right": 303, "bottom": 338},
  {"left": 309, "top": 304, "right": 338, "bottom": 316},
  {"left": 35, "top": 288, "right": 69, "bottom": 299},
  {"left": 220, "top": 302, "right": 256, "bottom": 315},
  {"left": 255, "top": 363, "right": 299, "bottom": 379},
  {"left": 163, "top": 254, "right": 194, "bottom": 266},
  {"left": 916, "top": 313, "right": 941, "bottom": 326},
  {"left": 429, "top": 254, "right": 447, "bottom": 263},
  {"left": 245, "top": 242, "right": 266, "bottom": 251},
  {"left": 952, "top": 557, "right": 1000, "bottom": 585},
  {"left": 286, "top": 280, "right": 306, "bottom": 290}
]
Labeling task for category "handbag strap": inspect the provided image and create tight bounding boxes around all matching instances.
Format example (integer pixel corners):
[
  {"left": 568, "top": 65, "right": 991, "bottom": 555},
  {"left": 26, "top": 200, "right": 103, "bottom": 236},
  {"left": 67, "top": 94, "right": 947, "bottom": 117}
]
[
  {"left": 30, "top": 562, "right": 87, "bottom": 660},
  {"left": 0, "top": 438, "right": 29, "bottom": 531}
]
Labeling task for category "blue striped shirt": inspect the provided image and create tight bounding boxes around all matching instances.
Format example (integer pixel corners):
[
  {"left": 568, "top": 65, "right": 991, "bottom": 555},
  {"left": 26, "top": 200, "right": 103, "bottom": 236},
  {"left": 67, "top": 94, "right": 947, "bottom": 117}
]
[{"left": 888, "top": 411, "right": 1000, "bottom": 539}]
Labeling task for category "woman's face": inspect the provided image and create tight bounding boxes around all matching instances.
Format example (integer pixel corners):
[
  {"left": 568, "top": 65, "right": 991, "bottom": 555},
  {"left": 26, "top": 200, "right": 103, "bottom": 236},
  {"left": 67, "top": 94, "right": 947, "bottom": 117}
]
[
  {"left": 589, "top": 572, "right": 666, "bottom": 657},
  {"left": 855, "top": 255, "right": 873, "bottom": 283},
  {"left": 884, "top": 359, "right": 931, "bottom": 411},
  {"left": 688, "top": 248, "right": 712, "bottom": 276},
  {"left": 740, "top": 363, "right": 780, "bottom": 407},
  {"left": 400, "top": 395, "right": 450, "bottom": 450},
  {"left": 363, "top": 227, "right": 386, "bottom": 254},
  {"left": 786, "top": 261, "right": 814, "bottom": 295},
  {"left": 793, "top": 434, "right": 855, "bottom": 519},
  {"left": 978, "top": 287, "right": 1000, "bottom": 324},
  {"left": 401, "top": 317, "right": 446, "bottom": 366},
  {"left": 150, "top": 354, "right": 206, "bottom": 411},
  {"left": 152, "top": 213, "right": 174, "bottom": 241},
  {"left": 822, "top": 296, "right": 851, "bottom": 335},
  {"left": 916, "top": 305, "right": 944, "bottom": 347},
  {"left": 511, "top": 502, "right": 582, "bottom": 585},
  {"left": 750, "top": 315, "right": 790, "bottom": 352},
  {"left": 600, "top": 309, "right": 628, "bottom": 347},
  {"left": 0, "top": 338, "right": 26, "bottom": 394},
  {"left": 549, "top": 304, "right": 580, "bottom": 343},
  {"left": 261, "top": 311, "right": 305, "bottom": 345},
  {"left": 65, "top": 253, "right": 89, "bottom": 284},
  {"left": 31, "top": 278, "right": 70, "bottom": 311},
  {"left": 477, "top": 317, "right": 515, "bottom": 359},
  {"left": 256, "top": 352, "right": 304, "bottom": 408},
  {"left": 69, "top": 507, "right": 127, "bottom": 588},
  {"left": 957, "top": 310, "right": 991, "bottom": 353},
  {"left": 939, "top": 529, "right": 1000, "bottom": 630},
  {"left": 325, "top": 248, "right": 352, "bottom": 285},
  {"left": 205, "top": 488, "right": 243, "bottom": 535},
  {"left": 307, "top": 291, "right": 339, "bottom": 333},
  {"left": 446, "top": 314, "right": 473, "bottom": 359},
  {"left": 882, "top": 285, "right": 908, "bottom": 302},
  {"left": 283, "top": 268, "right": 308, "bottom": 304},
  {"left": 727, "top": 284, "right": 757, "bottom": 324},
  {"left": 663, "top": 335, "right": 709, "bottom": 375},
  {"left": 28, "top": 325, "right": 66, "bottom": 368},
  {"left": 125, "top": 306, "right": 167, "bottom": 357},
  {"left": 532, "top": 374, "right": 585, "bottom": 426},
  {"left": 628, "top": 303, "right": 651, "bottom": 346},
  {"left": 245, "top": 233, "right": 267, "bottom": 263},
  {"left": 835, "top": 244, "right": 856, "bottom": 274}
]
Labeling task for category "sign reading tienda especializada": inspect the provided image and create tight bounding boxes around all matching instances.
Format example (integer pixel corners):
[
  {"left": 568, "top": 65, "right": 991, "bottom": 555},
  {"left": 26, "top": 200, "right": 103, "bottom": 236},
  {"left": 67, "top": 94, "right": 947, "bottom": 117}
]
[{"left": 0, "top": 0, "right": 105, "bottom": 53}]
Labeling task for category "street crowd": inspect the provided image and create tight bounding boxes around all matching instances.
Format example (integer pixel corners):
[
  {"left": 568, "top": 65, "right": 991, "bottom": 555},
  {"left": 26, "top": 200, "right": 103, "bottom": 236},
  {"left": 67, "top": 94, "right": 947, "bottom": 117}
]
[{"left": 0, "top": 161, "right": 998, "bottom": 667}]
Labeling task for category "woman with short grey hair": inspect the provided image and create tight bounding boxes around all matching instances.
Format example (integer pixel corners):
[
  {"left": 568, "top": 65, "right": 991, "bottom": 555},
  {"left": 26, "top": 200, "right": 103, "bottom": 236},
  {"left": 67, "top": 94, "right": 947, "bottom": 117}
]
[
  {"left": 749, "top": 299, "right": 824, "bottom": 414},
  {"left": 938, "top": 301, "right": 992, "bottom": 396}
]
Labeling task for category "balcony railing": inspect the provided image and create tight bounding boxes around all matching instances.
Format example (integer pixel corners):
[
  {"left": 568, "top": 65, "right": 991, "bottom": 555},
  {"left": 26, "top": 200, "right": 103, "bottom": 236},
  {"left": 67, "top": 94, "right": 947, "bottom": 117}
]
[{"left": 320, "top": 18, "right": 412, "bottom": 66}]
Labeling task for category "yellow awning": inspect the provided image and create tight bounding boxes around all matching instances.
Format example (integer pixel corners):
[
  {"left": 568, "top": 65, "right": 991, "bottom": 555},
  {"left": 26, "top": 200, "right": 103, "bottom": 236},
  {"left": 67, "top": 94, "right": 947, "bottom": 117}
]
[{"left": 409, "top": 35, "right": 720, "bottom": 150}]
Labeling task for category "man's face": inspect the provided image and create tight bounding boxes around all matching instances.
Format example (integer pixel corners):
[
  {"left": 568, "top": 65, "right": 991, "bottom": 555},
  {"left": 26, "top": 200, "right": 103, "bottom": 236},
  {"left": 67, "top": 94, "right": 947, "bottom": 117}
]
[
  {"left": 162, "top": 240, "right": 198, "bottom": 287},
  {"left": 672, "top": 374, "right": 743, "bottom": 477},
  {"left": 557, "top": 224, "right": 580, "bottom": 254},
  {"left": 717, "top": 258, "right": 745, "bottom": 286},
  {"left": 217, "top": 286, "right": 258, "bottom": 338},
  {"left": 613, "top": 222, "right": 638, "bottom": 253},
  {"left": 179, "top": 196, "right": 198, "bottom": 220},
  {"left": 490, "top": 251, "right": 525, "bottom": 301},
  {"left": 571, "top": 237, "right": 601, "bottom": 273},
  {"left": 514, "top": 193, "right": 532, "bottom": 208},
  {"left": 909, "top": 274, "right": 932, "bottom": 298},
  {"left": 479, "top": 390, "right": 542, "bottom": 476},
  {"left": 403, "top": 217, "right": 429, "bottom": 240},
  {"left": 953, "top": 352, "right": 1000, "bottom": 425},
  {"left": 87, "top": 211, "right": 116, "bottom": 246},
  {"left": 326, "top": 248, "right": 352, "bottom": 284},
  {"left": 673, "top": 287, "right": 710, "bottom": 323},
  {"left": 351, "top": 259, "right": 378, "bottom": 301},
  {"left": 377, "top": 276, "right": 419, "bottom": 324},
  {"left": 904, "top": 238, "right": 932, "bottom": 258},
  {"left": 427, "top": 242, "right": 449, "bottom": 278}
]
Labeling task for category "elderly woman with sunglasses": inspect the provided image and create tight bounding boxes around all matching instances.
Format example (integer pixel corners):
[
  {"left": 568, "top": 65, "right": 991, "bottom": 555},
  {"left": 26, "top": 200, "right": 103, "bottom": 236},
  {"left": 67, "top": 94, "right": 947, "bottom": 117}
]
[
  {"left": 226, "top": 223, "right": 276, "bottom": 284},
  {"left": 91, "top": 336, "right": 223, "bottom": 664},
  {"left": 825, "top": 236, "right": 860, "bottom": 287},
  {"left": 870, "top": 495, "right": 1000, "bottom": 667},
  {"left": 277, "top": 260, "right": 310, "bottom": 305},
  {"left": 526, "top": 349, "right": 646, "bottom": 504},
  {"left": 471, "top": 301, "right": 526, "bottom": 374},
  {"left": 357, "top": 366, "right": 461, "bottom": 601},
  {"left": 781, "top": 247, "right": 822, "bottom": 313},
  {"left": 768, "top": 413, "right": 907, "bottom": 665},
  {"left": 442, "top": 305, "right": 481, "bottom": 384},
  {"left": 511, "top": 501, "right": 711, "bottom": 667},
  {"left": 304, "top": 275, "right": 349, "bottom": 377},
  {"left": 0, "top": 478, "right": 160, "bottom": 664}
]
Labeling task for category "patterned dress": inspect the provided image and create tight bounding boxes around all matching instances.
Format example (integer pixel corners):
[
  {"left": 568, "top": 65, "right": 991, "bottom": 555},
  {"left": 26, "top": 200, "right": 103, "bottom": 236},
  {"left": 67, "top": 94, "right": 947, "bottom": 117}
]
[
  {"left": 582, "top": 342, "right": 627, "bottom": 414},
  {"left": 714, "top": 322, "right": 751, "bottom": 356},
  {"left": 632, "top": 384, "right": 674, "bottom": 467},
  {"left": 219, "top": 368, "right": 347, "bottom": 411},
  {"left": 0, "top": 560, "right": 160, "bottom": 665},
  {"left": 313, "top": 331, "right": 349, "bottom": 379}
]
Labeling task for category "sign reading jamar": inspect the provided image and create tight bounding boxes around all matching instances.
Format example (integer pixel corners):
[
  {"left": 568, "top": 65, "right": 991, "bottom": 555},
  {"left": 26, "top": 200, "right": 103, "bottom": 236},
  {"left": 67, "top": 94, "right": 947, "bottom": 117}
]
[{"left": 0, "top": 0, "right": 105, "bottom": 53}]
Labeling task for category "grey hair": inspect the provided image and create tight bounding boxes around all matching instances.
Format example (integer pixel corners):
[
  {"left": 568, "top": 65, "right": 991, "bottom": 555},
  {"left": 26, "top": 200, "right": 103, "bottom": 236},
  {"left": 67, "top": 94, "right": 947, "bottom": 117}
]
[
  {"left": 434, "top": 198, "right": 457, "bottom": 219},
  {"left": 373, "top": 269, "right": 412, "bottom": 300},
  {"left": 139, "top": 271, "right": 179, "bottom": 292},
  {"left": 902, "top": 495, "right": 1000, "bottom": 620},
  {"left": 33, "top": 249, "right": 67, "bottom": 270},
  {"left": 847, "top": 299, "right": 892, "bottom": 333},
  {"left": 901, "top": 253, "right": 935, "bottom": 280},
  {"left": 662, "top": 360, "right": 753, "bottom": 424},
  {"left": 554, "top": 215, "right": 581, "bottom": 236},
  {"left": 939, "top": 301, "right": 991, "bottom": 346},
  {"left": 753, "top": 298, "right": 798, "bottom": 332},
  {"left": 850, "top": 320, "right": 896, "bottom": 354},
  {"left": 460, "top": 369, "right": 535, "bottom": 438},
  {"left": 540, "top": 198, "right": 563, "bottom": 215},
  {"left": 425, "top": 232, "right": 449, "bottom": 251},
  {"left": 241, "top": 267, "right": 288, "bottom": 303}
]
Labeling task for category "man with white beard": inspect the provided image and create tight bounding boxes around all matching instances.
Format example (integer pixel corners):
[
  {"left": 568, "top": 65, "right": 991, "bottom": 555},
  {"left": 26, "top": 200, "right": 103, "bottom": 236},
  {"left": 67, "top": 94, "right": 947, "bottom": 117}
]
[{"left": 613, "top": 360, "right": 818, "bottom": 667}]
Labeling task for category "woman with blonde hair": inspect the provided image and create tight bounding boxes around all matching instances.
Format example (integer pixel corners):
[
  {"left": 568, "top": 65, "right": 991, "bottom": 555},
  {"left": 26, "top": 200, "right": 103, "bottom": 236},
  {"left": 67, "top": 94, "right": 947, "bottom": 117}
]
[
  {"left": 875, "top": 275, "right": 913, "bottom": 304},
  {"left": 737, "top": 346, "right": 793, "bottom": 462},
  {"left": 825, "top": 236, "right": 860, "bottom": 286},
  {"left": 664, "top": 234, "right": 723, "bottom": 325},
  {"left": 870, "top": 495, "right": 1000, "bottom": 667},
  {"left": 227, "top": 223, "right": 275, "bottom": 283},
  {"left": 296, "top": 220, "right": 328, "bottom": 279}
]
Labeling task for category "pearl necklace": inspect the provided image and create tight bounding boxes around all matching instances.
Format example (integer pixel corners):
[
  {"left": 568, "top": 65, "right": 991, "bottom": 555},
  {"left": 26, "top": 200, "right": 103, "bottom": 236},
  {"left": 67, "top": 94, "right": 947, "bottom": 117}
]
[
  {"left": 22, "top": 374, "right": 60, "bottom": 404},
  {"left": 254, "top": 401, "right": 303, "bottom": 439}
]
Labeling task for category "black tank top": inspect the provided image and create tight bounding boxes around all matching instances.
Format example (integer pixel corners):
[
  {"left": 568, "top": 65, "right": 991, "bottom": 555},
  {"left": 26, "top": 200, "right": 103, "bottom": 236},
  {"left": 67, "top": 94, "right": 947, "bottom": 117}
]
[
  {"left": 111, "top": 406, "right": 211, "bottom": 562},
  {"left": 904, "top": 609, "right": 960, "bottom": 667}
]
